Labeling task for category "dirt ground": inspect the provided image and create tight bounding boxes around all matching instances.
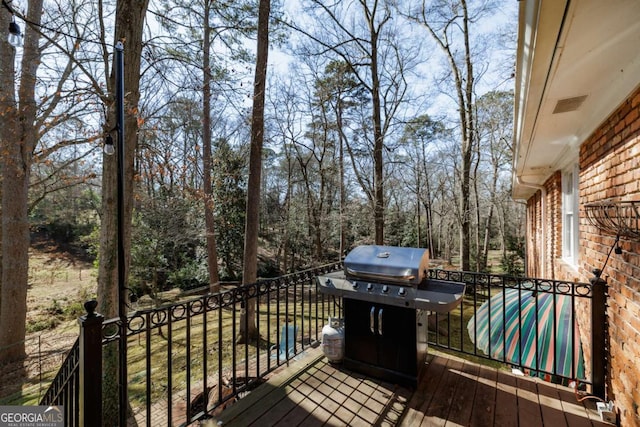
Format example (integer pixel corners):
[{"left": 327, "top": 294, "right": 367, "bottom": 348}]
[{"left": 0, "top": 239, "right": 95, "bottom": 404}]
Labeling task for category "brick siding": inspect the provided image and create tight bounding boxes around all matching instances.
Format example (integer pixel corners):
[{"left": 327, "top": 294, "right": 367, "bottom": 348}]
[{"left": 525, "top": 85, "right": 640, "bottom": 426}]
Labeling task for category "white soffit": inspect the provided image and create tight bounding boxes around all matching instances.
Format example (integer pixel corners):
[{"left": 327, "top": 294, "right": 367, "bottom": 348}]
[{"left": 512, "top": 0, "right": 640, "bottom": 200}]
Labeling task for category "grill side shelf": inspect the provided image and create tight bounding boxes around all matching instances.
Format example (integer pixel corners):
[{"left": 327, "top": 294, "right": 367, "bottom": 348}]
[
  {"left": 316, "top": 273, "right": 466, "bottom": 313},
  {"left": 415, "top": 279, "right": 466, "bottom": 313},
  {"left": 316, "top": 272, "right": 353, "bottom": 296}
]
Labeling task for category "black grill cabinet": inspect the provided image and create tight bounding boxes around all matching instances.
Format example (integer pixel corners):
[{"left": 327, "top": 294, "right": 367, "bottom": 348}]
[
  {"left": 343, "top": 298, "right": 427, "bottom": 386},
  {"left": 317, "top": 245, "right": 465, "bottom": 387}
]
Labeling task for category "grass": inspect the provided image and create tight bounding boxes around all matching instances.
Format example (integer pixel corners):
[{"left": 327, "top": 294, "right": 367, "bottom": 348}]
[{"left": 0, "top": 248, "right": 94, "bottom": 406}]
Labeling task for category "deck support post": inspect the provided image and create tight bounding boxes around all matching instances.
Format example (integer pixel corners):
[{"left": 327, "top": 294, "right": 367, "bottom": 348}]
[{"left": 78, "top": 300, "right": 104, "bottom": 426}]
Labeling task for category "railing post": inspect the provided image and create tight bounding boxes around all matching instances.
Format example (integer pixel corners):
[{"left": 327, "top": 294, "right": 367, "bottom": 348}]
[
  {"left": 78, "top": 300, "right": 104, "bottom": 426},
  {"left": 590, "top": 270, "right": 607, "bottom": 399}
]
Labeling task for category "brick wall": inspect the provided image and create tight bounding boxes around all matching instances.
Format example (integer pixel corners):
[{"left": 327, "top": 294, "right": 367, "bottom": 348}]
[
  {"left": 546, "top": 172, "right": 562, "bottom": 278},
  {"left": 526, "top": 85, "right": 640, "bottom": 425},
  {"left": 578, "top": 85, "right": 640, "bottom": 426},
  {"left": 524, "top": 172, "right": 561, "bottom": 279}
]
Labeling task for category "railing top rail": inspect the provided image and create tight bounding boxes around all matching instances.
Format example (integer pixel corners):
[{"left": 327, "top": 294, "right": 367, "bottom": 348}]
[
  {"left": 428, "top": 269, "right": 593, "bottom": 298},
  {"left": 100, "top": 262, "right": 343, "bottom": 340}
]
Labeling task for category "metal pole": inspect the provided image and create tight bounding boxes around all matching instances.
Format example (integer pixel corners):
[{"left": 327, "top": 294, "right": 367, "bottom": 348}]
[
  {"left": 115, "top": 40, "right": 128, "bottom": 427},
  {"left": 590, "top": 269, "right": 607, "bottom": 399}
]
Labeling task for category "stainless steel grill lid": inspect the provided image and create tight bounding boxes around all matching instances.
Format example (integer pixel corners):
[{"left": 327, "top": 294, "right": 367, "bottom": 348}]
[
  {"left": 343, "top": 245, "right": 429, "bottom": 286},
  {"left": 317, "top": 245, "right": 465, "bottom": 313}
]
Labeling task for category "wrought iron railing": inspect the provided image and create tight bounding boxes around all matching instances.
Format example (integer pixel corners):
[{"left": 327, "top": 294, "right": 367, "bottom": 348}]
[
  {"left": 39, "top": 264, "right": 606, "bottom": 426},
  {"left": 39, "top": 300, "right": 103, "bottom": 427},
  {"left": 112, "top": 262, "right": 342, "bottom": 426},
  {"left": 425, "top": 269, "right": 603, "bottom": 392},
  {"left": 39, "top": 338, "right": 80, "bottom": 425}
]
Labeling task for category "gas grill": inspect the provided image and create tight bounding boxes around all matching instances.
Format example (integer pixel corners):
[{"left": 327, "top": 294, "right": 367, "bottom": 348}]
[{"left": 317, "top": 245, "right": 465, "bottom": 387}]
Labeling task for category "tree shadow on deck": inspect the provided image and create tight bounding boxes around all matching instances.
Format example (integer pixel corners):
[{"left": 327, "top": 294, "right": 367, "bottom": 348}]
[{"left": 211, "top": 352, "right": 412, "bottom": 426}]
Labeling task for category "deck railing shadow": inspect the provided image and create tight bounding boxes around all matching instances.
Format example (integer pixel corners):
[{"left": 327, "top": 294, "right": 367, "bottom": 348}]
[{"left": 39, "top": 266, "right": 606, "bottom": 426}]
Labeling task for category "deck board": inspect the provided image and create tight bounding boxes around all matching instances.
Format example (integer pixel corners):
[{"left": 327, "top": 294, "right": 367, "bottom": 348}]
[
  {"left": 537, "top": 380, "right": 571, "bottom": 427},
  {"left": 445, "top": 360, "right": 481, "bottom": 426},
  {"left": 213, "top": 348, "right": 612, "bottom": 427},
  {"left": 468, "top": 363, "right": 497, "bottom": 426},
  {"left": 494, "top": 369, "right": 518, "bottom": 427},
  {"left": 516, "top": 374, "right": 544, "bottom": 426},
  {"left": 423, "top": 357, "right": 464, "bottom": 426},
  {"left": 402, "top": 354, "right": 450, "bottom": 426}
]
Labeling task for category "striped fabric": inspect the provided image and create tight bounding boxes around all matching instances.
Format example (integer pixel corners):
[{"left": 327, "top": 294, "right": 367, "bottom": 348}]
[{"left": 467, "top": 288, "right": 585, "bottom": 381}]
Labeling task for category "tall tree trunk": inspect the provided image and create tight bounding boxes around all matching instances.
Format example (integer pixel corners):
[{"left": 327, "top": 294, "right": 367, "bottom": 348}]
[
  {"left": 481, "top": 164, "right": 499, "bottom": 272},
  {"left": 203, "top": 0, "right": 220, "bottom": 293},
  {"left": 238, "top": 0, "right": 270, "bottom": 344},
  {"left": 0, "top": 0, "right": 13, "bottom": 330},
  {"left": 337, "top": 104, "right": 346, "bottom": 259},
  {"left": 473, "top": 139, "right": 482, "bottom": 271},
  {"left": 460, "top": 0, "right": 474, "bottom": 271},
  {"left": 370, "top": 24, "right": 385, "bottom": 245},
  {"left": 423, "top": 198, "right": 434, "bottom": 256},
  {"left": 97, "top": 0, "right": 149, "bottom": 422},
  {"left": 0, "top": 4, "right": 17, "bottom": 360},
  {"left": 482, "top": 202, "right": 495, "bottom": 271},
  {"left": 498, "top": 202, "right": 508, "bottom": 259},
  {"left": 420, "top": 139, "right": 435, "bottom": 256},
  {"left": 416, "top": 161, "right": 421, "bottom": 247},
  {"left": 278, "top": 153, "right": 292, "bottom": 273},
  {"left": 0, "top": 0, "right": 44, "bottom": 365}
]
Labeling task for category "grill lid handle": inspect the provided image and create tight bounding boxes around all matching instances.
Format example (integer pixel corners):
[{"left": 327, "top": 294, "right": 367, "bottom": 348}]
[{"left": 345, "top": 267, "right": 416, "bottom": 281}]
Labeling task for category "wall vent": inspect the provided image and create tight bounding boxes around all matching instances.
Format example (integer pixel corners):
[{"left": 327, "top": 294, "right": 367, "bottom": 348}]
[{"left": 553, "top": 95, "right": 588, "bottom": 114}]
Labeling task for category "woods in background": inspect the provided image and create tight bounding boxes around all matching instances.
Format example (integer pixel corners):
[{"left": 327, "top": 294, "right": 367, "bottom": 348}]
[{"left": 0, "top": 0, "right": 521, "bottom": 369}]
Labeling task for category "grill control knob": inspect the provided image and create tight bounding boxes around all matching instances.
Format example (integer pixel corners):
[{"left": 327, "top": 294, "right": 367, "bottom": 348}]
[
  {"left": 398, "top": 287, "right": 406, "bottom": 296},
  {"left": 382, "top": 285, "right": 389, "bottom": 293},
  {"left": 367, "top": 283, "right": 373, "bottom": 291},
  {"left": 352, "top": 282, "right": 359, "bottom": 289},
  {"left": 325, "top": 279, "right": 332, "bottom": 286}
]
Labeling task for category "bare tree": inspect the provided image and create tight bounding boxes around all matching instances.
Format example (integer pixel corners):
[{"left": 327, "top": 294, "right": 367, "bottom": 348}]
[
  {"left": 398, "top": 114, "right": 450, "bottom": 254},
  {"left": 0, "top": 0, "right": 44, "bottom": 365},
  {"left": 314, "top": 60, "right": 367, "bottom": 257},
  {"left": 238, "top": 0, "right": 271, "bottom": 344},
  {"left": 399, "top": 0, "right": 497, "bottom": 270},
  {"left": 266, "top": 74, "right": 305, "bottom": 272},
  {"left": 202, "top": 0, "right": 221, "bottom": 292},
  {"left": 0, "top": 0, "right": 121, "bottom": 364},
  {"left": 287, "top": 0, "right": 417, "bottom": 245},
  {"left": 475, "top": 90, "right": 514, "bottom": 270},
  {"left": 155, "top": 0, "right": 258, "bottom": 293}
]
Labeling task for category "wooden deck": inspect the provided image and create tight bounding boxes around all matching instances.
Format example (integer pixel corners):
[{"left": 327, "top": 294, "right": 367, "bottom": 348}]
[{"left": 214, "top": 347, "right": 612, "bottom": 427}]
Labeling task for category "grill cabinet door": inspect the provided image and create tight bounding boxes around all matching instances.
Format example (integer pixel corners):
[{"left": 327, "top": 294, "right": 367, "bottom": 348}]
[
  {"left": 344, "top": 299, "right": 378, "bottom": 367},
  {"left": 377, "top": 304, "right": 417, "bottom": 376},
  {"left": 344, "top": 298, "right": 417, "bottom": 376}
]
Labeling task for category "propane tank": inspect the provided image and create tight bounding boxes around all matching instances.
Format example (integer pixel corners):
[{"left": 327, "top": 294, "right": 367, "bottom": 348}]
[{"left": 321, "top": 317, "right": 344, "bottom": 363}]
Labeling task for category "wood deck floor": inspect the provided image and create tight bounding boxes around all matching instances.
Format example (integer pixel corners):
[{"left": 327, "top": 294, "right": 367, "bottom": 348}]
[{"left": 214, "top": 347, "right": 612, "bottom": 427}]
